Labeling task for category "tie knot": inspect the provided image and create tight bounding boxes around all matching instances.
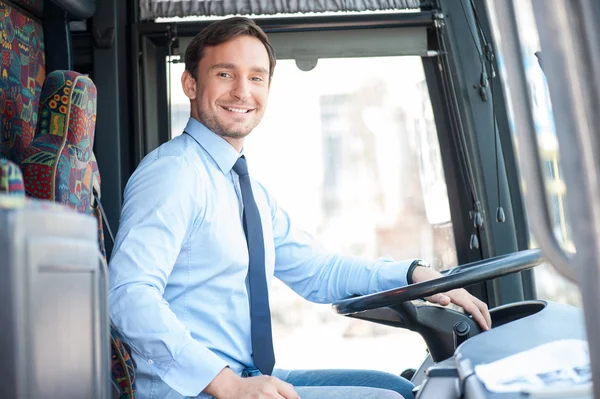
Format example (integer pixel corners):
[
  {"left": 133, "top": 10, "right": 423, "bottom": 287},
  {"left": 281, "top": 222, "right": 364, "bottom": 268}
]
[{"left": 233, "top": 156, "right": 249, "bottom": 176}]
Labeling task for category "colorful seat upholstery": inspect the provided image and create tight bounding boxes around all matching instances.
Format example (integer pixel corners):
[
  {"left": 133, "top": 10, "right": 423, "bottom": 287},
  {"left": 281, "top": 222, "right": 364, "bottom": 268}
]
[
  {"left": 19, "top": 70, "right": 106, "bottom": 252},
  {"left": 0, "top": 0, "right": 45, "bottom": 163},
  {"left": 0, "top": 158, "right": 24, "bottom": 195},
  {"left": 111, "top": 326, "right": 137, "bottom": 398}
]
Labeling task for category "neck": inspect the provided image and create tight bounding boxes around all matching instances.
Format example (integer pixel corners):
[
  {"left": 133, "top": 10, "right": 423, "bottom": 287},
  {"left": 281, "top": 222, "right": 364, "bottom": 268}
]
[
  {"left": 222, "top": 136, "right": 244, "bottom": 153},
  {"left": 189, "top": 113, "right": 245, "bottom": 153}
]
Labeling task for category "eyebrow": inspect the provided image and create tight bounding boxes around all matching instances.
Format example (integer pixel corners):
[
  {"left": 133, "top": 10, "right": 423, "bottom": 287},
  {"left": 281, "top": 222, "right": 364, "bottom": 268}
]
[{"left": 210, "top": 63, "right": 269, "bottom": 75}]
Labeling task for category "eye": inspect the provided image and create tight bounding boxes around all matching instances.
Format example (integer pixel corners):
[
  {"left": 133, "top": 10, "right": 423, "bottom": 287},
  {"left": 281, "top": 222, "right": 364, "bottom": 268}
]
[
  {"left": 251, "top": 76, "right": 264, "bottom": 82},
  {"left": 218, "top": 72, "right": 232, "bottom": 78}
]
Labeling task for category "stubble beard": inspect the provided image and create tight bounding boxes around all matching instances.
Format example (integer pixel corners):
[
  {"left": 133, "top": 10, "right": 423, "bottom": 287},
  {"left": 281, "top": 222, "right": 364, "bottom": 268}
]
[{"left": 198, "top": 107, "right": 258, "bottom": 140}]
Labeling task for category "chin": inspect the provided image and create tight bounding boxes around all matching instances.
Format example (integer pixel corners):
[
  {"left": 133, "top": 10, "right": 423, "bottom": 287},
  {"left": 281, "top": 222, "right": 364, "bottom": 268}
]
[
  {"left": 222, "top": 124, "right": 254, "bottom": 138},
  {"left": 217, "top": 128, "right": 249, "bottom": 139},
  {"left": 229, "top": 131, "right": 252, "bottom": 139}
]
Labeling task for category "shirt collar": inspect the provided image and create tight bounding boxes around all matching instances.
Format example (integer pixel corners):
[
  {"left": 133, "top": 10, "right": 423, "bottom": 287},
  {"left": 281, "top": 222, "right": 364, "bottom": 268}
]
[{"left": 183, "top": 117, "right": 243, "bottom": 174}]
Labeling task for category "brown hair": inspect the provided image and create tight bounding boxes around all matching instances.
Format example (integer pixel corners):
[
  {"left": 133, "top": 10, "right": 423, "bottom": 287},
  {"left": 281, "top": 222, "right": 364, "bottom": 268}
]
[{"left": 185, "top": 17, "right": 276, "bottom": 80}]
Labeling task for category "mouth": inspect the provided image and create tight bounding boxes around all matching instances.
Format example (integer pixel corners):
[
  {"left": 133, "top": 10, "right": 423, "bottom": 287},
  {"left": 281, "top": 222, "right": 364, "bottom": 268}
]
[{"left": 220, "top": 105, "right": 256, "bottom": 115}]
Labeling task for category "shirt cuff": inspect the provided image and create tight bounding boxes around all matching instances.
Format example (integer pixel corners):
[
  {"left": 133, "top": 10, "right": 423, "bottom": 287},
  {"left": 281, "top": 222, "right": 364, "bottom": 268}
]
[
  {"left": 160, "top": 340, "right": 228, "bottom": 397},
  {"left": 375, "top": 259, "right": 412, "bottom": 292}
]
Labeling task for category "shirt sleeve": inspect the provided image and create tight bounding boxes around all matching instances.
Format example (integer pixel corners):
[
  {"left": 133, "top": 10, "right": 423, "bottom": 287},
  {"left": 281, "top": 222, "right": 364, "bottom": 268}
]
[
  {"left": 266, "top": 190, "right": 413, "bottom": 304},
  {"left": 108, "top": 154, "right": 227, "bottom": 397}
]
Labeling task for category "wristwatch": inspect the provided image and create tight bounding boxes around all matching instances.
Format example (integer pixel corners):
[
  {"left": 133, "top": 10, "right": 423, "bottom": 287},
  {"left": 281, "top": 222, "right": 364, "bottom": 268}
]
[{"left": 407, "top": 259, "right": 431, "bottom": 285}]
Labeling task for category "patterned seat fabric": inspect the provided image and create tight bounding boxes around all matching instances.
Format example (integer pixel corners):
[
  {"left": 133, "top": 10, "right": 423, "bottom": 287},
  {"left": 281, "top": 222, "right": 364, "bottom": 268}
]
[
  {"left": 111, "top": 326, "right": 137, "bottom": 398},
  {"left": 0, "top": 0, "right": 45, "bottom": 163},
  {"left": 0, "top": 158, "right": 24, "bottom": 195},
  {"left": 19, "top": 70, "right": 106, "bottom": 253}
]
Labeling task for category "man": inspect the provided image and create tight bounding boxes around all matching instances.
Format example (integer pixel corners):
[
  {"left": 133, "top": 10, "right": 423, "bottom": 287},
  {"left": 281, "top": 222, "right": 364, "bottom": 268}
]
[{"left": 109, "top": 16, "right": 491, "bottom": 399}]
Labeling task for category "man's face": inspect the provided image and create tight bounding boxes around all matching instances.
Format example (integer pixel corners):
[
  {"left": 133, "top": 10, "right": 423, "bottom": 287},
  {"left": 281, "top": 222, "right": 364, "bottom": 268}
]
[{"left": 185, "top": 35, "right": 271, "bottom": 141}]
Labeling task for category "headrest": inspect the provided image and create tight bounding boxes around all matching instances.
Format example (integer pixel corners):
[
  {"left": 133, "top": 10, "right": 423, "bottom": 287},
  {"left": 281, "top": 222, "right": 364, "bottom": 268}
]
[{"left": 20, "top": 70, "right": 97, "bottom": 210}]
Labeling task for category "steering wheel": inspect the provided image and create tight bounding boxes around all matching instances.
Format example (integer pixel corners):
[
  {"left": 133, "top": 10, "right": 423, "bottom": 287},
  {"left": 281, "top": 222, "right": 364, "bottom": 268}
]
[
  {"left": 332, "top": 249, "right": 544, "bottom": 361},
  {"left": 333, "top": 249, "right": 543, "bottom": 314}
]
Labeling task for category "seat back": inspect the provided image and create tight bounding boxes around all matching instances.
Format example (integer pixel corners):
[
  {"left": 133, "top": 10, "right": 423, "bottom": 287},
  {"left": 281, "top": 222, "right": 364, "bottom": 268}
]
[
  {"left": 0, "top": 0, "right": 45, "bottom": 164},
  {"left": 19, "top": 70, "right": 107, "bottom": 256}
]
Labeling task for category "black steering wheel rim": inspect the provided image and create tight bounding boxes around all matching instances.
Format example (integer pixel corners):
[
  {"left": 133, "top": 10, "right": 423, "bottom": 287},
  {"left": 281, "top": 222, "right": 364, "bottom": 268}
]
[{"left": 332, "top": 249, "right": 544, "bottom": 315}]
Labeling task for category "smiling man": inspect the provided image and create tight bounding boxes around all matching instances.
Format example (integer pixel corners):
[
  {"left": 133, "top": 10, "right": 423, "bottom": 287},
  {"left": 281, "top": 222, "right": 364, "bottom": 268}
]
[
  {"left": 187, "top": 32, "right": 270, "bottom": 151},
  {"left": 108, "top": 17, "right": 491, "bottom": 399}
]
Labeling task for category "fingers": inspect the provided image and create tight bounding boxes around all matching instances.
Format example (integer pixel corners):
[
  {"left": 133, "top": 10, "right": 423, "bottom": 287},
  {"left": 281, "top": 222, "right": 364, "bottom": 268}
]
[
  {"left": 474, "top": 295, "right": 492, "bottom": 329},
  {"left": 425, "top": 289, "right": 492, "bottom": 331},
  {"left": 463, "top": 300, "right": 489, "bottom": 331},
  {"left": 463, "top": 294, "right": 491, "bottom": 330},
  {"left": 273, "top": 377, "right": 300, "bottom": 399},
  {"left": 450, "top": 290, "right": 490, "bottom": 331},
  {"left": 424, "top": 293, "right": 451, "bottom": 306}
]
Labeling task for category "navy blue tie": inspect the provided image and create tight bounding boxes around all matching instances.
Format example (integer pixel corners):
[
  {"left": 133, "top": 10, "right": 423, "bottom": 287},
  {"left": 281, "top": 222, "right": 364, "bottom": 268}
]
[{"left": 233, "top": 156, "right": 275, "bottom": 375}]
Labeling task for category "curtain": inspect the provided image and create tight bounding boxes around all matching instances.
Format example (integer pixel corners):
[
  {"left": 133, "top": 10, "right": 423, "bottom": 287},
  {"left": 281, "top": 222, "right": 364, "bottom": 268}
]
[{"left": 141, "top": 0, "right": 421, "bottom": 21}]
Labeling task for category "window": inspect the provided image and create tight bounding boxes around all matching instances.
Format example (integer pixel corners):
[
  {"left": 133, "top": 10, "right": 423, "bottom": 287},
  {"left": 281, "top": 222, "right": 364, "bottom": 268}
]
[
  {"left": 168, "top": 49, "right": 455, "bottom": 373},
  {"left": 511, "top": 0, "right": 581, "bottom": 306}
]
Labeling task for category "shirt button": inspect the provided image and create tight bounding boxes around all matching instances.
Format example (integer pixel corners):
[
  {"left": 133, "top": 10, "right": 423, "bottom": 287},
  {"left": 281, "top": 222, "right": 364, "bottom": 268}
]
[{"left": 148, "top": 359, "right": 154, "bottom": 365}]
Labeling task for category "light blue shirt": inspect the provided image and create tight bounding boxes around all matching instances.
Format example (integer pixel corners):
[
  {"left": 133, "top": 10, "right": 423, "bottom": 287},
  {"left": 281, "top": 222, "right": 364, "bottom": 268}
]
[{"left": 108, "top": 118, "right": 413, "bottom": 398}]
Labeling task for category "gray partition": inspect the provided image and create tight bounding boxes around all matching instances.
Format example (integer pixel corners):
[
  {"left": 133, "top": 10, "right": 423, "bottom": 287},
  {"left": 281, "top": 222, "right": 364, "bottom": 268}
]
[{"left": 0, "top": 198, "right": 109, "bottom": 399}]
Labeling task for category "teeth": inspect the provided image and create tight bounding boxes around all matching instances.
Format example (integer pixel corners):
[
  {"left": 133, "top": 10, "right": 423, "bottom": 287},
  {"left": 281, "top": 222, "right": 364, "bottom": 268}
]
[{"left": 226, "top": 107, "right": 249, "bottom": 114}]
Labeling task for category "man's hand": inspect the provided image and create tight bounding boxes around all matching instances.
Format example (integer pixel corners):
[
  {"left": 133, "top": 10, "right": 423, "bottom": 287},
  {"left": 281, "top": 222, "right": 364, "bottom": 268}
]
[
  {"left": 411, "top": 266, "right": 492, "bottom": 331},
  {"left": 205, "top": 367, "right": 300, "bottom": 399}
]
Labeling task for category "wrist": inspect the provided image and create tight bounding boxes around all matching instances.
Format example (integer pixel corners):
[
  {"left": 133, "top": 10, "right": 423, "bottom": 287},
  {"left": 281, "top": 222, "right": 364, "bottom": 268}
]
[
  {"left": 410, "top": 263, "right": 442, "bottom": 284},
  {"left": 204, "top": 367, "right": 241, "bottom": 398},
  {"left": 407, "top": 259, "right": 430, "bottom": 284}
]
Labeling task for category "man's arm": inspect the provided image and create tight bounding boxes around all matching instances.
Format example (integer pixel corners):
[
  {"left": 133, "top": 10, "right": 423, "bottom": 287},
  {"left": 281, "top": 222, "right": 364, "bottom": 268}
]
[
  {"left": 264, "top": 192, "right": 411, "bottom": 303},
  {"left": 108, "top": 155, "right": 227, "bottom": 397},
  {"left": 265, "top": 190, "right": 492, "bottom": 330}
]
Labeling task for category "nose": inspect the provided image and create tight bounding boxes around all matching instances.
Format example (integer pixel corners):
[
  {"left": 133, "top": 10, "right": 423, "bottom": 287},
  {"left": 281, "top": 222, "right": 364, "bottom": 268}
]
[{"left": 231, "top": 76, "right": 251, "bottom": 102}]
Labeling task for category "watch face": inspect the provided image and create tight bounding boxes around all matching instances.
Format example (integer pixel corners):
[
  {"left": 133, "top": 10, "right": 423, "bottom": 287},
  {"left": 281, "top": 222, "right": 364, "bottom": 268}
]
[{"left": 417, "top": 260, "right": 431, "bottom": 268}]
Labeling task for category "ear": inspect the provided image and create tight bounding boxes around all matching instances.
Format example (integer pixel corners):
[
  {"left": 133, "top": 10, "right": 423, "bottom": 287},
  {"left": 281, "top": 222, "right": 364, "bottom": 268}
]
[{"left": 181, "top": 70, "right": 197, "bottom": 100}]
